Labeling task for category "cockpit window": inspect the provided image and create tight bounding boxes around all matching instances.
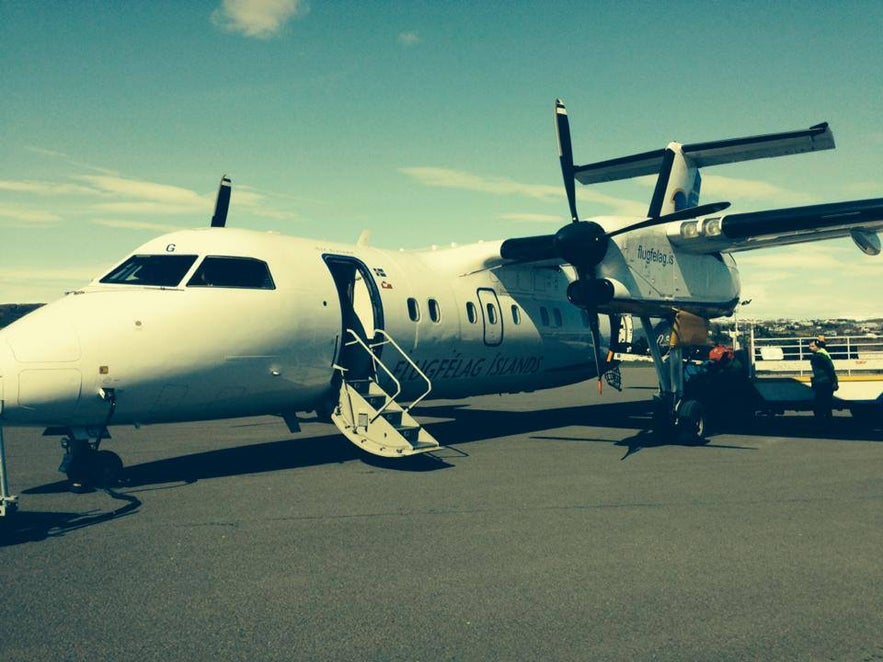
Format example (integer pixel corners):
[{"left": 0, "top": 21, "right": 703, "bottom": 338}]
[
  {"left": 186, "top": 256, "right": 275, "bottom": 290},
  {"left": 99, "top": 254, "right": 198, "bottom": 287}
]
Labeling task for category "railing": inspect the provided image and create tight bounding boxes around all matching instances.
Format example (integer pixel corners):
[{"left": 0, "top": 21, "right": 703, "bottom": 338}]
[
  {"left": 338, "top": 328, "right": 433, "bottom": 424},
  {"left": 369, "top": 329, "right": 433, "bottom": 413},
  {"left": 339, "top": 330, "right": 402, "bottom": 425},
  {"left": 748, "top": 331, "right": 883, "bottom": 377}
]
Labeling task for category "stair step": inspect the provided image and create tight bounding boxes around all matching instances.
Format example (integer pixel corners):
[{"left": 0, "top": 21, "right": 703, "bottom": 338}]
[
  {"left": 363, "top": 393, "right": 387, "bottom": 409},
  {"left": 395, "top": 425, "right": 421, "bottom": 442},
  {"left": 379, "top": 409, "right": 403, "bottom": 426},
  {"left": 348, "top": 379, "right": 374, "bottom": 395}
]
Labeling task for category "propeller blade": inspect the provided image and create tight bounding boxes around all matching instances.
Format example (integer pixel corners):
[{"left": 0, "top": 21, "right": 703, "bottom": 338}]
[
  {"left": 647, "top": 147, "right": 676, "bottom": 218},
  {"left": 587, "top": 306, "right": 605, "bottom": 394},
  {"left": 210, "top": 175, "right": 232, "bottom": 228},
  {"left": 555, "top": 99, "right": 579, "bottom": 223},
  {"left": 607, "top": 201, "right": 731, "bottom": 238}
]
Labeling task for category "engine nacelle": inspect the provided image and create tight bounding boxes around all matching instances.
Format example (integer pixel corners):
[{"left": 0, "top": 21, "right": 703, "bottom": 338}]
[{"left": 566, "top": 278, "right": 625, "bottom": 308}]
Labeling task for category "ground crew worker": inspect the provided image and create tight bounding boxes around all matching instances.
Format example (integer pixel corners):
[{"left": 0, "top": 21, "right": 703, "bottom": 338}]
[{"left": 808, "top": 336, "right": 838, "bottom": 422}]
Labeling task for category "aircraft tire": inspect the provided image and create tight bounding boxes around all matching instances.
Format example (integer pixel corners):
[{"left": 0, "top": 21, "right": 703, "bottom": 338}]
[
  {"left": 64, "top": 450, "right": 96, "bottom": 493},
  {"left": 677, "top": 399, "right": 707, "bottom": 445},
  {"left": 91, "top": 450, "right": 124, "bottom": 488},
  {"left": 652, "top": 395, "right": 676, "bottom": 442}
]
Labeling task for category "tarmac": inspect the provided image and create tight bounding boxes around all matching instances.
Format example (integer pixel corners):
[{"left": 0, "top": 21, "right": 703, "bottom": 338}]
[{"left": 1, "top": 366, "right": 881, "bottom": 661}]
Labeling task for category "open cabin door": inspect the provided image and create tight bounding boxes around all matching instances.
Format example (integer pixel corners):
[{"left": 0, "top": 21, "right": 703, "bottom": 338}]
[
  {"left": 323, "top": 255, "right": 385, "bottom": 379},
  {"left": 322, "top": 255, "right": 441, "bottom": 458}
]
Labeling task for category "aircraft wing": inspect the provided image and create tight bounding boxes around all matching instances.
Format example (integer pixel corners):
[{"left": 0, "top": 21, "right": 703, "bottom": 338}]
[{"left": 667, "top": 197, "right": 883, "bottom": 255}]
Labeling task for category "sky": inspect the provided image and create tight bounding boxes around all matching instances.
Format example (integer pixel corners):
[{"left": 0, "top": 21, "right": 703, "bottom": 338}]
[{"left": 1, "top": 0, "right": 881, "bottom": 320}]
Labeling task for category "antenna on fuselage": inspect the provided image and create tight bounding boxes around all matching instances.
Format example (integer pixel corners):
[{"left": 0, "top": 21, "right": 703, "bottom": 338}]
[{"left": 211, "top": 175, "right": 232, "bottom": 227}]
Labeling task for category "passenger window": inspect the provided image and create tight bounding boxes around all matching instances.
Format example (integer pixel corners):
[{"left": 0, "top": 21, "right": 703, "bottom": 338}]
[
  {"left": 486, "top": 303, "right": 498, "bottom": 325},
  {"left": 540, "top": 306, "right": 550, "bottom": 327},
  {"left": 407, "top": 297, "right": 420, "bottom": 322},
  {"left": 187, "top": 256, "right": 274, "bottom": 289},
  {"left": 428, "top": 298, "right": 441, "bottom": 323},
  {"left": 100, "top": 254, "right": 198, "bottom": 287},
  {"left": 553, "top": 308, "right": 563, "bottom": 327},
  {"left": 511, "top": 305, "right": 521, "bottom": 325},
  {"left": 466, "top": 301, "right": 477, "bottom": 324}
]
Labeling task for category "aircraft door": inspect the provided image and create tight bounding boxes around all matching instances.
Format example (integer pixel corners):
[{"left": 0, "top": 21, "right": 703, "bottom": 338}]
[
  {"left": 476, "top": 288, "right": 503, "bottom": 347},
  {"left": 323, "top": 256, "right": 385, "bottom": 379}
]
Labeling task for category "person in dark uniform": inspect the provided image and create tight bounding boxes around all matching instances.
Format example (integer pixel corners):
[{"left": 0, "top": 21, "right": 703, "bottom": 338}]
[{"left": 808, "top": 336, "right": 838, "bottom": 422}]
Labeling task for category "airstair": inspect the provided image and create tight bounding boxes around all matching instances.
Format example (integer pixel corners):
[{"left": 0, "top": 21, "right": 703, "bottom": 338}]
[{"left": 331, "top": 330, "right": 441, "bottom": 457}]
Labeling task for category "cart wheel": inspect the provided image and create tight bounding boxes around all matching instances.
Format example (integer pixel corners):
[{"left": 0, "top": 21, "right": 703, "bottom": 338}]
[{"left": 677, "top": 399, "right": 706, "bottom": 444}]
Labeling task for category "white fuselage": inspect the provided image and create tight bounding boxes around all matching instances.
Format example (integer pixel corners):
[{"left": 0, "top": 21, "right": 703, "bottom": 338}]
[
  {"left": 0, "top": 228, "right": 610, "bottom": 429},
  {"left": 0, "top": 224, "right": 741, "bottom": 431}
]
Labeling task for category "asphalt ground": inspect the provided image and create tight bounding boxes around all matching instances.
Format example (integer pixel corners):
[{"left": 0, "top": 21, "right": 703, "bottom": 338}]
[{"left": 1, "top": 366, "right": 881, "bottom": 661}]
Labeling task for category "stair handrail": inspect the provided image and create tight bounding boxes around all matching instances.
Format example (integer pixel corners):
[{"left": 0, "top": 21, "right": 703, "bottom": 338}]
[
  {"left": 370, "top": 329, "right": 433, "bottom": 414},
  {"left": 343, "top": 329, "right": 403, "bottom": 424}
]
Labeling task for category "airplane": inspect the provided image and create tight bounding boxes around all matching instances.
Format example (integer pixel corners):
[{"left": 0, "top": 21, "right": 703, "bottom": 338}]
[{"left": 1, "top": 99, "right": 882, "bottom": 513}]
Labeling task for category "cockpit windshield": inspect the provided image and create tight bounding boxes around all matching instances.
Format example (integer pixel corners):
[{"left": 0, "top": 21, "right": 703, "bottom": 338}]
[
  {"left": 186, "top": 256, "right": 275, "bottom": 289},
  {"left": 99, "top": 254, "right": 198, "bottom": 287}
]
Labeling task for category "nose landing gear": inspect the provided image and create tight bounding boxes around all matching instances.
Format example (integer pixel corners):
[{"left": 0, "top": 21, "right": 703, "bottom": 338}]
[{"left": 57, "top": 429, "right": 123, "bottom": 493}]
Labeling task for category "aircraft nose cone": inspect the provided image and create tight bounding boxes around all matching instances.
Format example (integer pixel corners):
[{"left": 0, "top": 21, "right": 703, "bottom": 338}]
[{"left": 0, "top": 321, "right": 83, "bottom": 425}]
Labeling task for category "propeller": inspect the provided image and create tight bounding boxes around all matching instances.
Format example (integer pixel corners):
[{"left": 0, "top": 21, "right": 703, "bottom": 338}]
[
  {"left": 501, "top": 100, "right": 731, "bottom": 394},
  {"left": 557, "top": 99, "right": 605, "bottom": 393},
  {"left": 210, "top": 175, "right": 232, "bottom": 227}
]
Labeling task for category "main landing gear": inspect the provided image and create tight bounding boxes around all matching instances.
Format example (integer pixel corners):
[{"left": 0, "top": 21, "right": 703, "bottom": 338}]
[
  {"left": 55, "top": 428, "right": 123, "bottom": 492},
  {"left": 640, "top": 315, "right": 708, "bottom": 445}
]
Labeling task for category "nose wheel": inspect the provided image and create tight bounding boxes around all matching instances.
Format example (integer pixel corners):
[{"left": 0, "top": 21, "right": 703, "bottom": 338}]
[{"left": 59, "top": 434, "right": 123, "bottom": 492}]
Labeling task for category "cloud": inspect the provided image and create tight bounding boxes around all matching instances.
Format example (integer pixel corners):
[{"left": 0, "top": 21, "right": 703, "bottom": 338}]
[
  {"left": 401, "top": 166, "right": 559, "bottom": 199},
  {"left": 24, "top": 146, "right": 70, "bottom": 159},
  {"left": 78, "top": 175, "right": 207, "bottom": 209},
  {"left": 25, "top": 146, "right": 120, "bottom": 175},
  {"left": 499, "top": 212, "right": 565, "bottom": 224},
  {"left": 0, "top": 264, "right": 111, "bottom": 304},
  {"left": 212, "top": 0, "right": 307, "bottom": 39},
  {"left": 399, "top": 31, "right": 420, "bottom": 46},
  {"left": 91, "top": 218, "right": 187, "bottom": 233},
  {"left": 0, "top": 205, "right": 62, "bottom": 223},
  {"left": 92, "top": 202, "right": 205, "bottom": 215},
  {"left": 400, "top": 166, "right": 648, "bottom": 217},
  {"left": 633, "top": 173, "right": 817, "bottom": 206},
  {"left": 734, "top": 241, "right": 883, "bottom": 319},
  {"left": 0, "top": 179, "right": 95, "bottom": 196},
  {"left": 696, "top": 174, "right": 815, "bottom": 206}
]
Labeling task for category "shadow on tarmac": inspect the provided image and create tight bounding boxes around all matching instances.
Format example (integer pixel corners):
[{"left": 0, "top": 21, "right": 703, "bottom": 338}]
[
  {"left": 0, "top": 488, "right": 141, "bottom": 547},
  {"left": 7, "top": 397, "right": 878, "bottom": 545}
]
